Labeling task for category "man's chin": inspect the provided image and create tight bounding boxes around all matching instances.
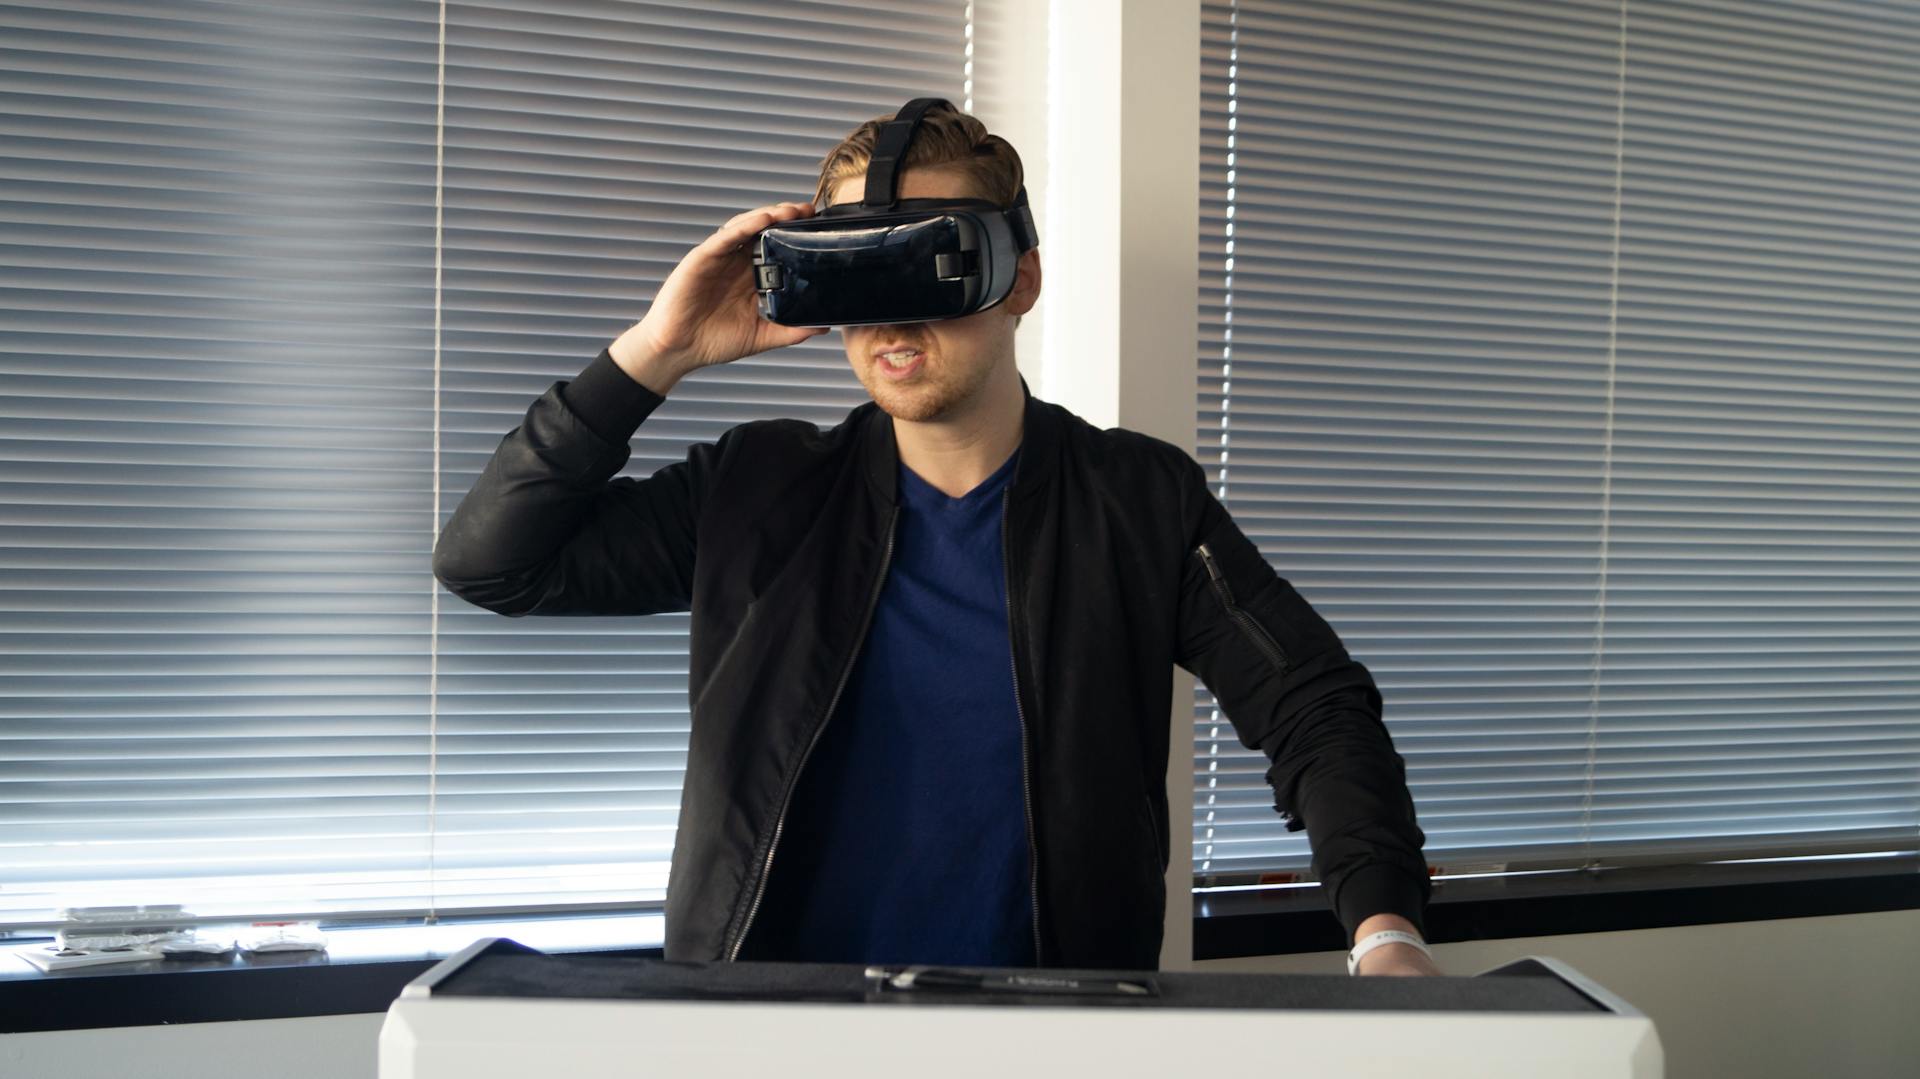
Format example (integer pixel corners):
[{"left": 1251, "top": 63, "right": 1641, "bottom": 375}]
[{"left": 863, "top": 378, "right": 958, "bottom": 423}]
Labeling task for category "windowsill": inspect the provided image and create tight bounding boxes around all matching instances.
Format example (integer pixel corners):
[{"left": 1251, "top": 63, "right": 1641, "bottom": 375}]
[
  {"left": 1193, "top": 853, "right": 1920, "bottom": 960},
  {"left": 0, "top": 912, "right": 666, "bottom": 1034},
  {"left": 7, "top": 857, "right": 1917, "bottom": 1033}
]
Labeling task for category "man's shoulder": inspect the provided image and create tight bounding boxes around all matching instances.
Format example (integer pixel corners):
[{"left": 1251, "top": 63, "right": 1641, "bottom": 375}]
[{"left": 713, "top": 400, "right": 876, "bottom": 458}]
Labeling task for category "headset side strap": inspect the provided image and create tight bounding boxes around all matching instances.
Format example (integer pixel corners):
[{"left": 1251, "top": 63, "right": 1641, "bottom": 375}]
[{"left": 1007, "top": 187, "right": 1039, "bottom": 252}]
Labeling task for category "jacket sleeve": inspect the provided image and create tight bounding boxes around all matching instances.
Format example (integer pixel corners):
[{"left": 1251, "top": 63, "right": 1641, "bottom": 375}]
[
  {"left": 1170, "top": 454, "right": 1431, "bottom": 942},
  {"left": 431, "top": 347, "right": 730, "bottom": 617}
]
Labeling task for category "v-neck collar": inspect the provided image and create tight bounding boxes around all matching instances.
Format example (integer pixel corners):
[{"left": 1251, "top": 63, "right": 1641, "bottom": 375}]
[{"left": 899, "top": 446, "right": 1022, "bottom": 506}]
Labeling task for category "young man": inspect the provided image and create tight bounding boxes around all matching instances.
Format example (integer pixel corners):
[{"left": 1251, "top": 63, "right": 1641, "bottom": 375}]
[{"left": 433, "top": 103, "right": 1437, "bottom": 975}]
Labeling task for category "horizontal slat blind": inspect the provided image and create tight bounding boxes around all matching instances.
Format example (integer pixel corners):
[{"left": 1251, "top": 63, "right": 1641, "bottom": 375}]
[
  {"left": 1194, "top": 0, "right": 1920, "bottom": 886},
  {"left": 0, "top": 0, "right": 444, "bottom": 926},
  {"left": 0, "top": 0, "right": 965, "bottom": 927},
  {"left": 1593, "top": 0, "right": 1920, "bottom": 861}
]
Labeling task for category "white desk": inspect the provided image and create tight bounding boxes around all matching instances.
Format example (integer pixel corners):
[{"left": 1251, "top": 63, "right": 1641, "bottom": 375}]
[{"left": 381, "top": 939, "right": 1662, "bottom": 1078}]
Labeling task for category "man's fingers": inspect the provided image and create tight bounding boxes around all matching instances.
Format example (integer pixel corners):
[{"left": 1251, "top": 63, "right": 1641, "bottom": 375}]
[{"left": 704, "top": 202, "right": 814, "bottom": 252}]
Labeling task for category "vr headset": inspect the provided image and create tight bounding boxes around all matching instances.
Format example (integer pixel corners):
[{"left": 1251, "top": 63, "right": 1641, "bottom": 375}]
[{"left": 753, "top": 97, "right": 1039, "bottom": 327}]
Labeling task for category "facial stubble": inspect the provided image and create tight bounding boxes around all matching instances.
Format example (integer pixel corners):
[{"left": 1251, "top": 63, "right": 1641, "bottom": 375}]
[{"left": 859, "top": 353, "right": 997, "bottom": 424}]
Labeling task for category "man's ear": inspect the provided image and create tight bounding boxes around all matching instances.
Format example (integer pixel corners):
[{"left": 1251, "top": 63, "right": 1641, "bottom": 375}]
[{"left": 1008, "top": 247, "right": 1042, "bottom": 316}]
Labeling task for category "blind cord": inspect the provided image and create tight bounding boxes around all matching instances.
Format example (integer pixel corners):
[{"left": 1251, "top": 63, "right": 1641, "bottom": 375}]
[
  {"left": 1581, "top": 0, "right": 1631, "bottom": 872},
  {"left": 426, "top": 0, "right": 447, "bottom": 925}
]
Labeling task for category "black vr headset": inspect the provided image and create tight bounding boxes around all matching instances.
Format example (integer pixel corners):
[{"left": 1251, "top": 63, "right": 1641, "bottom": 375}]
[{"left": 753, "top": 97, "right": 1039, "bottom": 327}]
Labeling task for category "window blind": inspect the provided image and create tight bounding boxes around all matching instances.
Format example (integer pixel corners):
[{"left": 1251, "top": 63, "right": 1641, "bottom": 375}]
[
  {"left": 1195, "top": 0, "right": 1920, "bottom": 886},
  {"left": 0, "top": 0, "right": 968, "bottom": 929}
]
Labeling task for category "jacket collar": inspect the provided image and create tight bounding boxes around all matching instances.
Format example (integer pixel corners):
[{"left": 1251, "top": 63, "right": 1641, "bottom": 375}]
[{"left": 861, "top": 374, "right": 1057, "bottom": 505}]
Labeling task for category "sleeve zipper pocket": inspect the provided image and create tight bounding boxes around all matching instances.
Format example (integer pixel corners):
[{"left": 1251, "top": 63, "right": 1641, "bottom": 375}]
[{"left": 1195, "top": 543, "right": 1290, "bottom": 676}]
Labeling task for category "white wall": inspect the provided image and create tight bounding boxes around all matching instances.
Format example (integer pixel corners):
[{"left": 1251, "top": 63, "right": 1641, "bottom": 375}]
[
  {"left": 0, "top": 1013, "right": 383, "bottom": 1079},
  {"left": 1201, "top": 908, "right": 1920, "bottom": 1079}
]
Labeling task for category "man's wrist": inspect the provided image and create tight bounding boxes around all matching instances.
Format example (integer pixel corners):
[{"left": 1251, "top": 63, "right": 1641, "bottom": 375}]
[
  {"left": 1351, "top": 912, "right": 1423, "bottom": 947},
  {"left": 1347, "top": 930, "right": 1433, "bottom": 976},
  {"left": 1348, "top": 912, "right": 1433, "bottom": 976},
  {"left": 561, "top": 347, "right": 669, "bottom": 446},
  {"left": 608, "top": 326, "right": 687, "bottom": 396}
]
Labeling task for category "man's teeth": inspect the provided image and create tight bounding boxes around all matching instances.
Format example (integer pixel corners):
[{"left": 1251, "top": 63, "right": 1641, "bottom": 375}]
[{"left": 881, "top": 351, "right": 921, "bottom": 367}]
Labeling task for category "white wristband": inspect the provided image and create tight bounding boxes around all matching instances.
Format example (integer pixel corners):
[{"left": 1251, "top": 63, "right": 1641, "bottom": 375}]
[{"left": 1346, "top": 929, "right": 1431, "bottom": 976}]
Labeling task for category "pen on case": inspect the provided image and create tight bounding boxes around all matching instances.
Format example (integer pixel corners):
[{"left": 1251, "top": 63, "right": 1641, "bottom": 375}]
[{"left": 866, "top": 966, "right": 1153, "bottom": 996}]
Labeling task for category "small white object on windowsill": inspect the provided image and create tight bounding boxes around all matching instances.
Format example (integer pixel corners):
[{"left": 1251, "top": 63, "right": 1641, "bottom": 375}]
[
  {"left": 157, "top": 933, "right": 236, "bottom": 957},
  {"left": 238, "top": 923, "right": 328, "bottom": 954}
]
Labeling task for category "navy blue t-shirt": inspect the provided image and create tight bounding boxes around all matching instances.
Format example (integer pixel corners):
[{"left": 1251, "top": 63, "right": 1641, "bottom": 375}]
[{"left": 738, "top": 447, "right": 1033, "bottom": 966}]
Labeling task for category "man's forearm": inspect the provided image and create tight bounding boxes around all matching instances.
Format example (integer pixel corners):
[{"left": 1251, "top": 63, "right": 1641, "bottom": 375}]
[
  {"left": 1270, "top": 697, "right": 1431, "bottom": 940},
  {"left": 430, "top": 345, "right": 700, "bottom": 618}
]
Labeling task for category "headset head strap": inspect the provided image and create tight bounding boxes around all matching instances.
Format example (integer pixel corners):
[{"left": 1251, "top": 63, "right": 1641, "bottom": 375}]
[{"left": 862, "top": 97, "right": 950, "bottom": 209}]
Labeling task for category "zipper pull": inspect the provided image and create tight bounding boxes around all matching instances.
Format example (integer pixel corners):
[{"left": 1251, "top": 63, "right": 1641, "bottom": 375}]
[{"left": 1197, "top": 543, "right": 1225, "bottom": 582}]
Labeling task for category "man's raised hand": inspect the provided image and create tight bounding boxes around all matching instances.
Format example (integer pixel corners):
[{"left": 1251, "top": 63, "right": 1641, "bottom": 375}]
[{"left": 610, "top": 200, "right": 831, "bottom": 394}]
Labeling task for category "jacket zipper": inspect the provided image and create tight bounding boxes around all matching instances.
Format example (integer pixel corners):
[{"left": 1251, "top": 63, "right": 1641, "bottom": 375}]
[
  {"left": 1002, "top": 488, "right": 1044, "bottom": 965},
  {"left": 1195, "top": 543, "right": 1289, "bottom": 675},
  {"left": 726, "top": 505, "right": 900, "bottom": 960}
]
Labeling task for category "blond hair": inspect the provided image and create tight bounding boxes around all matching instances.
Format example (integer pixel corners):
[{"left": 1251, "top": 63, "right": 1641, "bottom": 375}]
[{"left": 813, "top": 101, "right": 1025, "bottom": 209}]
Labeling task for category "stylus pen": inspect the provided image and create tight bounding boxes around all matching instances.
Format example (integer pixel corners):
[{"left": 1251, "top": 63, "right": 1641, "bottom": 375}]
[{"left": 866, "top": 966, "right": 1153, "bottom": 997}]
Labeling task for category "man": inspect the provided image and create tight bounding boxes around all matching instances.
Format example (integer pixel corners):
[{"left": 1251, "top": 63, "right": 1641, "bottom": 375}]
[{"left": 432, "top": 102, "right": 1438, "bottom": 976}]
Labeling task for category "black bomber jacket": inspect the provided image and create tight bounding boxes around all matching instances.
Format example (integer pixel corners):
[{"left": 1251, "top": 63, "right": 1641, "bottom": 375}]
[{"left": 431, "top": 348, "right": 1431, "bottom": 969}]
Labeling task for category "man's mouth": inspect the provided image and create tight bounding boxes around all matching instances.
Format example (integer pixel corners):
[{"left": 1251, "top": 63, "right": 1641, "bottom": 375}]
[{"left": 871, "top": 346, "right": 927, "bottom": 380}]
